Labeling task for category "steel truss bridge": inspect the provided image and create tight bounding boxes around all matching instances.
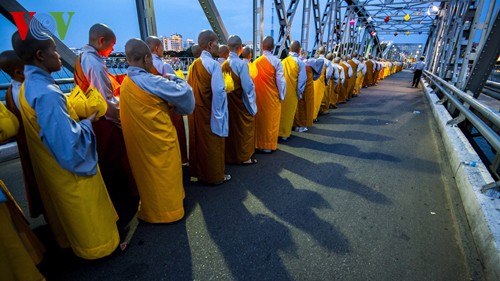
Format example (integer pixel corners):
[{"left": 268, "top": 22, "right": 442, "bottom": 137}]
[{"left": 1, "top": 0, "right": 499, "bottom": 175}]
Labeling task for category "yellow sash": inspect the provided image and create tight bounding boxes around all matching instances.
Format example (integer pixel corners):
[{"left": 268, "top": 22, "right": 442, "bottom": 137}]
[{"left": 18, "top": 84, "right": 119, "bottom": 259}]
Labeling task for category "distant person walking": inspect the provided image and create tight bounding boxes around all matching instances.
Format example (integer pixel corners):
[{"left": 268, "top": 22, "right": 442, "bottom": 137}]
[{"left": 412, "top": 56, "right": 426, "bottom": 87}]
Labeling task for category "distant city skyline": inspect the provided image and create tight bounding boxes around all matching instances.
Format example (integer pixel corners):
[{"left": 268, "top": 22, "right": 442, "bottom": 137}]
[{"left": 0, "top": 0, "right": 431, "bottom": 54}]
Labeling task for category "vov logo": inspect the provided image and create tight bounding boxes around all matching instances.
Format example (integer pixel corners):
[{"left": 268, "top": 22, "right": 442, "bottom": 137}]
[{"left": 10, "top": 12, "right": 75, "bottom": 40}]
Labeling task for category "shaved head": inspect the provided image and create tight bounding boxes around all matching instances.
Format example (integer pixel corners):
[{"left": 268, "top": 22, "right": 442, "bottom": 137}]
[
  {"left": 262, "top": 36, "right": 274, "bottom": 51},
  {"left": 241, "top": 46, "right": 252, "bottom": 60},
  {"left": 317, "top": 46, "right": 326, "bottom": 55},
  {"left": 89, "top": 23, "right": 115, "bottom": 44},
  {"left": 227, "top": 35, "right": 242, "bottom": 53},
  {"left": 218, "top": 44, "right": 229, "bottom": 59},
  {"left": 145, "top": 36, "right": 162, "bottom": 51},
  {"left": 352, "top": 52, "right": 358, "bottom": 58},
  {"left": 334, "top": 57, "right": 341, "bottom": 63},
  {"left": 198, "top": 30, "right": 219, "bottom": 56},
  {"left": 326, "top": 53, "right": 333, "bottom": 61},
  {"left": 198, "top": 30, "right": 218, "bottom": 49},
  {"left": 125, "top": 38, "right": 152, "bottom": 69},
  {"left": 290, "top": 40, "right": 300, "bottom": 53},
  {"left": 89, "top": 23, "right": 116, "bottom": 56},
  {"left": 0, "top": 50, "right": 24, "bottom": 77},
  {"left": 11, "top": 31, "right": 52, "bottom": 64},
  {"left": 191, "top": 44, "right": 202, "bottom": 58}
]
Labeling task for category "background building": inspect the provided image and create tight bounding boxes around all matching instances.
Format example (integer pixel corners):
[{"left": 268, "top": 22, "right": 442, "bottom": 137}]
[{"left": 162, "top": 33, "right": 184, "bottom": 52}]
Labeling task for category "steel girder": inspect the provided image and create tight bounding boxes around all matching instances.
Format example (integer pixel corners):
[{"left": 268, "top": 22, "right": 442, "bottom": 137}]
[
  {"left": 136, "top": 0, "right": 158, "bottom": 40},
  {"left": 273, "top": 0, "right": 301, "bottom": 57},
  {"left": 198, "top": 0, "right": 229, "bottom": 44},
  {"left": 300, "top": 0, "right": 312, "bottom": 52},
  {"left": 0, "top": 0, "right": 77, "bottom": 72},
  {"left": 465, "top": 8, "right": 500, "bottom": 98}
]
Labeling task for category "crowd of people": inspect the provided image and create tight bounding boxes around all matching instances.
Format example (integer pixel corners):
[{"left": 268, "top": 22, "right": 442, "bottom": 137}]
[{"left": 0, "top": 23, "right": 405, "bottom": 279}]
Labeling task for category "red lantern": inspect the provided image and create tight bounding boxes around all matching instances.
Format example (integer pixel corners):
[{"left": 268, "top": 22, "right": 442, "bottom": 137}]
[
  {"left": 349, "top": 19, "right": 355, "bottom": 26},
  {"left": 384, "top": 16, "right": 390, "bottom": 22}
]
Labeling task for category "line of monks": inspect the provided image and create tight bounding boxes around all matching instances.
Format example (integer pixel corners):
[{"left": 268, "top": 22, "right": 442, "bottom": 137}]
[{"left": 0, "top": 23, "right": 404, "bottom": 280}]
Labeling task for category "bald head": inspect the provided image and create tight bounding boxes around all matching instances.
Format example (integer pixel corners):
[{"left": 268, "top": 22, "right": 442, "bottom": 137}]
[
  {"left": 125, "top": 38, "right": 152, "bottom": 69},
  {"left": 89, "top": 23, "right": 115, "bottom": 44},
  {"left": 317, "top": 46, "right": 326, "bottom": 55},
  {"left": 262, "top": 36, "right": 274, "bottom": 52},
  {"left": 326, "top": 53, "right": 333, "bottom": 61},
  {"left": 290, "top": 40, "right": 301, "bottom": 53},
  {"left": 145, "top": 36, "right": 163, "bottom": 56},
  {"left": 89, "top": 23, "right": 116, "bottom": 56},
  {"left": 191, "top": 44, "right": 202, "bottom": 58},
  {"left": 198, "top": 30, "right": 217, "bottom": 49},
  {"left": 241, "top": 46, "right": 252, "bottom": 60},
  {"left": 352, "top": 52, "right": 358, "bottom": 58},
  {"left": 218, "top": 44, "right": 229, "bottom": 59},
  {"left": 198, "top": 30, "right": 219, "bottom": 56},
  {"left": 0, "top": 50, "right": 24, "bottom": 79},
  {"left": 227, "top": 35, "right": 242, "bottom": 54},
  {"left": 12, "top": 31, "right": 52, "bottom": 64},
  {"left": 334, "top": 57, "right": 341, "bottom": 63}
]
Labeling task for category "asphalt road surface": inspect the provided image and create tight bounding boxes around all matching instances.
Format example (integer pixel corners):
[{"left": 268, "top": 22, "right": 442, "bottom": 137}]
[{"left": 0, "top": 70, "right": 484, "bottom": 281}]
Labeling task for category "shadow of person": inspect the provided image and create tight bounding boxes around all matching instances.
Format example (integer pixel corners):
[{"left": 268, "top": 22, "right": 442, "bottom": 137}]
[
  {"left": 287, "top": 135, "right": 401, "bottom": 163},
  {"left": 191, "top": 180, "right": 295, "bottom": 281}
]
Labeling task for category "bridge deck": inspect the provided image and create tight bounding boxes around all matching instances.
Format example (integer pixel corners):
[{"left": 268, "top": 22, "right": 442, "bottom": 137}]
[{"left": 0, "top": 70, "right": 484, "bottom": 280}]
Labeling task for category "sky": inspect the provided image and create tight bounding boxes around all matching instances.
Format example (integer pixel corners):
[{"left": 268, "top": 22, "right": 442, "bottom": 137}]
[{"left": 0, "top": 0, "right": 436, "bottom": 53}]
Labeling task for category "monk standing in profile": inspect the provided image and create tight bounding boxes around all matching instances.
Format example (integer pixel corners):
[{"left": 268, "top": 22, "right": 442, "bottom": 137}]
[
  {"left": 120, "top": 38, "right": 194, "bottom": 223},
  {"left": 146, "top": 36, "right": 189, "bottom": 167},
  {"left": 188, "top": 30, "right": 231, "bottom": 185},
  {"left": 279, "top": 40, "right": 306, "bottom": 140},
  {"left": 74, "top": 23, "right": 139, "bottom": 245},
  {"left": 12, "top": 31, "right": 119, "bottom": 259},
  {"left": 222, "top": 35, "right": 258, "bottom": 165},
  {"left": 253, "top": 36, "right": 286, "bottom": 153}
]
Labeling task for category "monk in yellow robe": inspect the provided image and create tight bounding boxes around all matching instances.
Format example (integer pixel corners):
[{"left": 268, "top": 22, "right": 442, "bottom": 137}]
[
  {"left": 0, "top": 51, "right": 44, "bottom": 220},
  {"left": 12, "top": 31, "right": 119, "bottom": 259},
  {"left": 339, "top": 56, "right": 352, "bottom": 103},
  {"left": 254, "top": 36, "right": 286, "bottom": 152},
  {"left": 221, "top": 35, "right": 258, "bottom": 164},
  {"left": 241, "top": 46, "right": 258, "bottom": 79},
  {"left": 188, "top": 30, "right": 231, "bottom": 184},
  {"left": 279, "top": 40, "right": 306, "bottom": 140},
  {"left": 120, "top": 39, "right": 194, "bottom": 223},
  {"left": 312, "top": 46, "right": 332, "bottom": 121}
]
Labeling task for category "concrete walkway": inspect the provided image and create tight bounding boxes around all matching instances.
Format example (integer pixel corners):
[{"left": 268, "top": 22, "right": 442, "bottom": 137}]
[{"left": 0, "top": 70, "right": 484, "bottom": 280}]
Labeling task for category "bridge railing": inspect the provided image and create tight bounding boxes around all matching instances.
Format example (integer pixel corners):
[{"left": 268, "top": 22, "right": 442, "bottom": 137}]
[{"left": 423, "top": 70, "right": 500, "bottom": 180}]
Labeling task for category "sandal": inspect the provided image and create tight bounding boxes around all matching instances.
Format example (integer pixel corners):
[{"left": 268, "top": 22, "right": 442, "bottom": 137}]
[{"left": 241, "top": 159, "right": 258, "bottom": 166}]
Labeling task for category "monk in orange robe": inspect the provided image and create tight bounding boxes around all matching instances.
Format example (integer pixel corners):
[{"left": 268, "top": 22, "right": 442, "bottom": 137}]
[
  {"left": 347, "top": 54, "right": 358, "bottom": 99},
  {"left": 74, "top": 24, "right": 139, "bottom": 244},
  {"left": 253, "top": 36, "right": 286, "bottom": 152},
  {"left": 146, "top": 36, "right": 189, "bottom": 166},
  {"left": 221, "top": 35, "right": 258, "bottom": 165},
  {"left": 363, "top": 56, "right": 374, "bottom": 87},
  {"left": 188, "top": 30, "right": 231, "bottom": 185}
]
